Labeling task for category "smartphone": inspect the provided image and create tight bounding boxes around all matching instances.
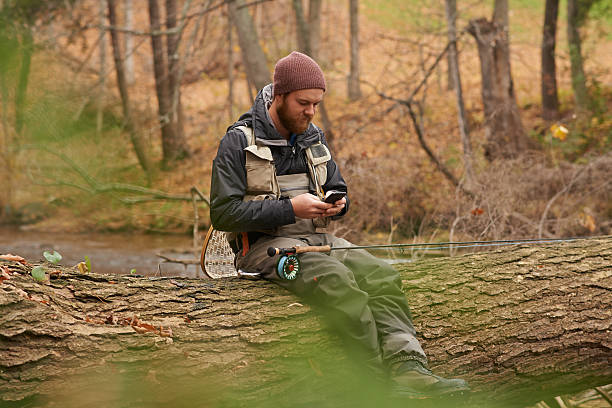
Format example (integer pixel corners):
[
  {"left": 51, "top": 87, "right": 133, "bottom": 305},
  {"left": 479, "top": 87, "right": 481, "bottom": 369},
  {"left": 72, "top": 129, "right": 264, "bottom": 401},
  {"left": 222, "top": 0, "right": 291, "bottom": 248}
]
[{"left": 323, "top": 190, "right": 346, "bottom": 204}]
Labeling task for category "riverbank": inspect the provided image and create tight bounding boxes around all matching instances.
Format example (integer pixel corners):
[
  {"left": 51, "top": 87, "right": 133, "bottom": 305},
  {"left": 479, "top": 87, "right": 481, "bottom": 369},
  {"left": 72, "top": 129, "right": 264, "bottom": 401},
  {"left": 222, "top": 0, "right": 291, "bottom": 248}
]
[{"left": 0, "top": 227, "right": 201, "bottom": 277}]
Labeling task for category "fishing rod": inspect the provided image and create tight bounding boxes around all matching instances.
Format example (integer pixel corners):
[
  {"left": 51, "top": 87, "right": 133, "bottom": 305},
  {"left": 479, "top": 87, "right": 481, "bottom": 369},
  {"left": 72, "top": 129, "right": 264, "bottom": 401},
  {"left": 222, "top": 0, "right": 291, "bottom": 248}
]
[{"left": 267, "top": 236, "right": 605, "bottom": 280}]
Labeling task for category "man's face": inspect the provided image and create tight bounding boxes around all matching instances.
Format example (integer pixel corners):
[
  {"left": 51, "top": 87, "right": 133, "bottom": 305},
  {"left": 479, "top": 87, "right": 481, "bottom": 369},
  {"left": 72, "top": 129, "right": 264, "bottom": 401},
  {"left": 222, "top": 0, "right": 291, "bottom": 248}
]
[{"left": 275, "top": 88, "right": 324, "bottom": 135}]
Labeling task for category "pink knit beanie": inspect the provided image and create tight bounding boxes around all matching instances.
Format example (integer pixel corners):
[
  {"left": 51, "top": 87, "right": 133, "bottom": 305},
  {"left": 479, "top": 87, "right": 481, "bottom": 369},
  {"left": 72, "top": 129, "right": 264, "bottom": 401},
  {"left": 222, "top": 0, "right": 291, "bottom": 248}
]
[{"left": 273, "top": 51, "right": 326, "bottom": 96}]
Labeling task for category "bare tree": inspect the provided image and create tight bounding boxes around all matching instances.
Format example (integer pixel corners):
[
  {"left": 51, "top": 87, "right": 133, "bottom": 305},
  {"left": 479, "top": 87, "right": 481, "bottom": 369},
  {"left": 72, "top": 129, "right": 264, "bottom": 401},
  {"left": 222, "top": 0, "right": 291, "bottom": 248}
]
[
  {"left": 541, "top": 0, "right": 560, "bottom": 120},
  {"left": 228, "top": 0, "right": 270, "bottom": 91},
  {"left": 108, "top": 0, "right": 151, "bottom": 176},
  {"left": 444, "top": 0, "right": 474, "bottom": 188},
  {"left": 347, "top": 0, "right": 361, "bottom": 100},
  {"left": 467, "top": 0, "right": 529, "bottom": 160},
  {"left": 147, "top": 0, "right": 190, "bottom": 164}
]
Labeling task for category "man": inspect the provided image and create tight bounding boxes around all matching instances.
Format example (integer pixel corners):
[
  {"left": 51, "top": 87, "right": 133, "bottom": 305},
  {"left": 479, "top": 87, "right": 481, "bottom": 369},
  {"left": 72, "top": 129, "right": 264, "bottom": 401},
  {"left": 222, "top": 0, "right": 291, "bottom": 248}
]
[{"left": 210, "top": 51, "right": 468, "bottom": 397}]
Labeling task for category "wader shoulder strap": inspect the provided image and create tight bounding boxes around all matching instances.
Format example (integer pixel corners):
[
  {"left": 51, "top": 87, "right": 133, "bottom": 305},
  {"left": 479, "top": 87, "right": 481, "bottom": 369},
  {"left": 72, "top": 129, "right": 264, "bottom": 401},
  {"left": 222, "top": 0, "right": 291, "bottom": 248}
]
[{"left": 305, "top": 142, "right": 331, "bottom": 199}]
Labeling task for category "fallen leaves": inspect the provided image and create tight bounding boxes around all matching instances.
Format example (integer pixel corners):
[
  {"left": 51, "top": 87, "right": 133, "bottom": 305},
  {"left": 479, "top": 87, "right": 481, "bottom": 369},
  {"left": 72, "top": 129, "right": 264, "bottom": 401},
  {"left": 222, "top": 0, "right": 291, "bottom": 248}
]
[
  {"left": 86, "top": 313, "right": 174, "bottom": 338},
  {"left": 0, "top": 254, "right": 28, "bottom": 264}
]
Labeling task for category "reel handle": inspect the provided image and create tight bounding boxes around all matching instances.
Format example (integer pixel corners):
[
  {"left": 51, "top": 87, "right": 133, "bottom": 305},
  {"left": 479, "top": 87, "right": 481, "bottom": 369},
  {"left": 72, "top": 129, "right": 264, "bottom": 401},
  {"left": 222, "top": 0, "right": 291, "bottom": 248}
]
[{"left": 267, "top": 245, "right": 332, "bottom": 257}]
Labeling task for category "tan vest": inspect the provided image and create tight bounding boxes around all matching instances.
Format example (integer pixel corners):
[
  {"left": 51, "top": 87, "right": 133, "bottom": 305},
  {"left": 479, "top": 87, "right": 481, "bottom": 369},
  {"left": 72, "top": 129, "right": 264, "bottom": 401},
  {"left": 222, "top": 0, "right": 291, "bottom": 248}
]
[{"left": 238, "top": 125, "right": 331, "bottom": 237}]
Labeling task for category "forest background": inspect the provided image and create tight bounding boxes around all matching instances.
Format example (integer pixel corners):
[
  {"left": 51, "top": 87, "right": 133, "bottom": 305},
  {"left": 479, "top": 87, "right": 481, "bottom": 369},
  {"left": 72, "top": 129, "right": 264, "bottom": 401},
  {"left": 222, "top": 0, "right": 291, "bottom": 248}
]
[{"left": 0, "top": 0, "right": 610, "bottom": 248}]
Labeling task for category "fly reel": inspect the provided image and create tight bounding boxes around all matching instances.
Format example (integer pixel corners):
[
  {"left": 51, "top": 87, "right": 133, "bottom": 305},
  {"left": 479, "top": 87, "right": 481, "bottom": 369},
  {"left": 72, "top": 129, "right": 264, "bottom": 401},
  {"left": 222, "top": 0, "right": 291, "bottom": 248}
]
[{"left": 276, "top": 254, "right": 300, "bottom": 280}]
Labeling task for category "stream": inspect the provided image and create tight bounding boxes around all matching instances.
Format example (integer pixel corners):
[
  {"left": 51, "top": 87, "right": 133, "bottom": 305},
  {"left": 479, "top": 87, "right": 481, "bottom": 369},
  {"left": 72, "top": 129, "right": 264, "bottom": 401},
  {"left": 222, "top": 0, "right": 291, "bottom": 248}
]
[{"left": 0, "top": 227, "right": 203, "bottom": 278}]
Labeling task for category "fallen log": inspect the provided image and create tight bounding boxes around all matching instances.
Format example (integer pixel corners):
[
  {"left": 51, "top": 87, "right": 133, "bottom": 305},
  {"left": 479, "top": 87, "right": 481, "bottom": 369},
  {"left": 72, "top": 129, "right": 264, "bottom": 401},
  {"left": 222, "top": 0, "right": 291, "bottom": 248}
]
[{"left": 1, "top": 237, "right": 611, "bottom": 407}]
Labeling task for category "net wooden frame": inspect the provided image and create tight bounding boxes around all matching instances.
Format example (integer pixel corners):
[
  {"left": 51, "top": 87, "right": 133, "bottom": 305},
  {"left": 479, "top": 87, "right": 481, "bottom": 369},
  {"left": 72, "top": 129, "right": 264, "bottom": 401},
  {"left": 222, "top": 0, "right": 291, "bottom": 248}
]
[{"left": 200, "top": 226, "right": 238, "bottom": 279}]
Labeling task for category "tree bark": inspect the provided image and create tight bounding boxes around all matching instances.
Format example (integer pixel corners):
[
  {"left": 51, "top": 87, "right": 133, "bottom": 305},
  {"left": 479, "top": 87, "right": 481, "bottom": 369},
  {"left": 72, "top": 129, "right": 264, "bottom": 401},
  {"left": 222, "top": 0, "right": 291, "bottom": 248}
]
[
  {"left": 96, "top": 0, "right": 107, "bottom": 136},
  {"left": 147, "top": 0, "right": 189, "bottom": 164},
  {"left": 445, "top": 0, "right": 457, "bottom": 91},
  {"left": 108, "top": 0, "right": 152, "bottom": 176},
  {"left": 228, "top": 0, "right": 270, "bottom": 92},
  {"left": 347, "top": 0, "right": 362, "bottom": 100},
  {"left": 227, "top": 6, "right": 235, "bottom": 122},
  {"left": 467, "top": 0, "right": 529, "bottom": 161},
  {"left": 308, "top": 0, "right": 322, "bottom": 61},
  {"left": 567, "top": 0, "right": 590, "bottom": 112},
  {"left": 165, "top": 0, "right": 187, "bottom": 151},
  {"left": 15, "top": 30, "right": 32, "bottom": 137},
  {"left": 124, "top": 0, "right": 134, "bottom": 85},
  {"left": 541, "top": 0, "right": 560, "bottom": 120},
  {"left": 292, "top": 0, "right": 311, "bottom": 56},
  {"left": 444, "top": 0, "right": 474, "bottom": 189},
  {"left": 1, "top": 238, "right": 611, "bottom": 406}
]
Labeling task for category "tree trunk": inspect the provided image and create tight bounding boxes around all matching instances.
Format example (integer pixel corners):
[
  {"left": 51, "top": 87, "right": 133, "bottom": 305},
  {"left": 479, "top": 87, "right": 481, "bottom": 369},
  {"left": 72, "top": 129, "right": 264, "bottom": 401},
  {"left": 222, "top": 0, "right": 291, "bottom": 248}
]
[
  {"left": 444, "top": 0, "right": 474, "bottom": 189},
  {"left": 567, "top": 0, "right": 590, "bottom": 112},
  {"left": 292, "top": 0, "right": 311, "bottom": 56},
  {"left": 15, "top": 30, "right": 32, "bottom": 137},
  {"left": 96, "top": 0, "right": 107, "bottom": 136},
  {"left": 467, "top": 4, "right": 529, "bottom": 161},
  {"left": 541, "top": 0, "right": 560, "bottom": 120},
  {"left": 124, "top": 0, "right": 134, "bottom": 85},
  {"left": 147, "top": 0, "right": 188, "bottom": 164},
  {"left": 445, "top": 0, "right": 457, "bottom": 91},
  {"left": 2, "top": 238, "right": 611, "bottom": 406},
  {"left": 165, "top": 0, "right": 187, "bottom": 153},
  {"left": 228, "top": 0, "right": 270, "bottom": 92},
  {"left": 347, "top": 0, "right": 361, "bottom": 100},
  {"left": 308, "top": 0, "right": 322, "bottom": 61},
  {"left": 108, "top": 0, "right": 152, "bottom": 177},
  {"left": 227, "top": 6, "right": 235, "bottom": 122}
]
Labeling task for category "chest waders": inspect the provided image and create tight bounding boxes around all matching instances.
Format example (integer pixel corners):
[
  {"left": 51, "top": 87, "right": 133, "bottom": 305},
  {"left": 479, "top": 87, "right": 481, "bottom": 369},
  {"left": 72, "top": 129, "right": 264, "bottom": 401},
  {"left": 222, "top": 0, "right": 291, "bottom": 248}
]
[{"left": 230, "top": 125, "right": 332, "bottom": 280}]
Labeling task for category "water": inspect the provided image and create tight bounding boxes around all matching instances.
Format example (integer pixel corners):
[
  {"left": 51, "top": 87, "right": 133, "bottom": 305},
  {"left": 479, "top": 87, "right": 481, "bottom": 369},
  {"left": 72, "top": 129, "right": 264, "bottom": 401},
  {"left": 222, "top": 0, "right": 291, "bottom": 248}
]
[{"left": 0, "top": 227, "right": 203, "bottom": 278}]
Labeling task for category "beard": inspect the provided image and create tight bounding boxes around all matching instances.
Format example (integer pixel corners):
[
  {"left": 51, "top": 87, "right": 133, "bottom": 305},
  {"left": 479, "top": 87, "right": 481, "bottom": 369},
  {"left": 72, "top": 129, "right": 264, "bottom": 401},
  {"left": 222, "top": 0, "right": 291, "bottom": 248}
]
[{"left": 276, "top": 97, "right": 312, "bottom": 135}]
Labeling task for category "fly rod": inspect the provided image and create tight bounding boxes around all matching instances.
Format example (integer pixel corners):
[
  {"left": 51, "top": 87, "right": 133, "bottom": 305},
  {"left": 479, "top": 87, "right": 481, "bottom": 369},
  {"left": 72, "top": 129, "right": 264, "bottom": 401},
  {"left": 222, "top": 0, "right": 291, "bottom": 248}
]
[
  {"left": 266, "top": 236, "right": 604, "bottom": 280},
  {"left": 267, "top": 236, "right": 587, "bottom": 257}
]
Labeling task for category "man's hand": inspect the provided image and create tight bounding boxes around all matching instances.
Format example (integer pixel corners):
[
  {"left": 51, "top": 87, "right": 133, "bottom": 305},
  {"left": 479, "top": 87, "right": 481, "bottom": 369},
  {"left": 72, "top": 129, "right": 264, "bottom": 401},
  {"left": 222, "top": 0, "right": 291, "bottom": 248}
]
[{"left": 290, "top": 193, "right": 345, "bottom": 219}]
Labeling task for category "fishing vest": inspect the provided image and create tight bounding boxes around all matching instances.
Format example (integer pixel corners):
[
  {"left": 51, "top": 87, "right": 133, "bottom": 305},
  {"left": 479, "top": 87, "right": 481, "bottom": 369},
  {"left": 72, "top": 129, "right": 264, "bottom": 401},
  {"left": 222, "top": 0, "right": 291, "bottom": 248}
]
[{"left": 237, "top": 124, "right": 331, "bottom": 236}]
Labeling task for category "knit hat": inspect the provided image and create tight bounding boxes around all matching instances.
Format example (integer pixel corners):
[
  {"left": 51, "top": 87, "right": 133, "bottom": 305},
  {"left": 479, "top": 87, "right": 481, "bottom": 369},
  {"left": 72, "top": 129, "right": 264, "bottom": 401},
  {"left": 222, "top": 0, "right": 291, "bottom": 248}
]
[{"left": 273, "top": 51, "right": 326, "bottom": 96}]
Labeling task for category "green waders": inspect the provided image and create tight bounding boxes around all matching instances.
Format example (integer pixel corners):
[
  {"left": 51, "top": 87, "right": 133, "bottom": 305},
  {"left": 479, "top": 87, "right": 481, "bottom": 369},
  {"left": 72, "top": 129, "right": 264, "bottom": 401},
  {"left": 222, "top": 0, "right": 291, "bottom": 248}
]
[{"left": 236, "top": 232, "right": 428, "bottom": 373}]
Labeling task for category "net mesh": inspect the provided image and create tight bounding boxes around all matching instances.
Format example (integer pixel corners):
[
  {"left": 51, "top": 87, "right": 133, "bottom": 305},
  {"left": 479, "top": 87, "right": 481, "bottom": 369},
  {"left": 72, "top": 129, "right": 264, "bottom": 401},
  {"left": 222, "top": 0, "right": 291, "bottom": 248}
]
[{"left": 204, "top": 230, "right": 237, "bottom": 278}]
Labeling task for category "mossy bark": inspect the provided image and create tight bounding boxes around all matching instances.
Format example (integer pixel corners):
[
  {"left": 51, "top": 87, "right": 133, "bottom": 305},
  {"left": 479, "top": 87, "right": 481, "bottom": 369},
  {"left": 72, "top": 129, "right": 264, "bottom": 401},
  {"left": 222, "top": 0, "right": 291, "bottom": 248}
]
[{"left": 1, "top": 238, "right": 610, "bottom": 406}]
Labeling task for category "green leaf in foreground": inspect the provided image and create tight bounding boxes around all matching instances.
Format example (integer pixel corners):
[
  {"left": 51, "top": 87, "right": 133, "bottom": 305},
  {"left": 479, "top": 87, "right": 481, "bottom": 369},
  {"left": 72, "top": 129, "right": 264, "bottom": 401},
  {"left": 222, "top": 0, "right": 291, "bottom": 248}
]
[
  {"left": 43, "top": 250, "right": 63, "bottom": 264},
  {"left": 85, "top": 255, "right": 92, "bottom": 273},
  {"left": 130, "top": 269, "right": 136, "bottom": 275},
  {"left": 31, "top": 266, "right": 46, "bottom": 281}
]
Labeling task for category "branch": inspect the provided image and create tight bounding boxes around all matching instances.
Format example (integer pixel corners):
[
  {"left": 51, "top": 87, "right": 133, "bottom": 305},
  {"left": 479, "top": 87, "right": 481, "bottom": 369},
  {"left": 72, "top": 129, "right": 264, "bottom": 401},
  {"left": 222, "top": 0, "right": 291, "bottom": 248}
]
[{"left": 21, "top": 145, "right": 210, "bottom": 206}]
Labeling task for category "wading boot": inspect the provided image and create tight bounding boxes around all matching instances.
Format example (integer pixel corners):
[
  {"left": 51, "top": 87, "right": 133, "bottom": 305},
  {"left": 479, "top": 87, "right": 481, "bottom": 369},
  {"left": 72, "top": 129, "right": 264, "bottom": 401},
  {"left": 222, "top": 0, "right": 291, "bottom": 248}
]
[{"left": 391, "top": 360, "right": 469, "bottom": 398}]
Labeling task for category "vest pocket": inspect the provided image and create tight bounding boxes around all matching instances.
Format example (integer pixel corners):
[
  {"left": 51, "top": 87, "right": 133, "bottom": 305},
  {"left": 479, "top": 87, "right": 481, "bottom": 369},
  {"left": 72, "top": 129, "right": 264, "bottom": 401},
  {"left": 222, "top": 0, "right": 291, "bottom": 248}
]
[{"left": 245, "top": 152, "right": 275, "bottom": 193}]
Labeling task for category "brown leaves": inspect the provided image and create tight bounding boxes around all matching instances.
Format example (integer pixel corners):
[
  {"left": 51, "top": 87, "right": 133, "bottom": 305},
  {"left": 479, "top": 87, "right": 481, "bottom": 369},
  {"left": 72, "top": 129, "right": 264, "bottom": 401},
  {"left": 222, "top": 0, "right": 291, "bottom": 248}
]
[
  {"left": 0, "top": 254, "right": 28, "bottom": 265},
  {"left": 86, "top": 313, "right": 173, "bottom": 338}
]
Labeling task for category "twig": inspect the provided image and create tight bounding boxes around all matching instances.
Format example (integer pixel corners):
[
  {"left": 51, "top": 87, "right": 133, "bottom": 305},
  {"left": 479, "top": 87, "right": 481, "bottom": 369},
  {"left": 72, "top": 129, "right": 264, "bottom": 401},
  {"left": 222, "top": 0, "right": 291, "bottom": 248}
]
[
  {"left": 538, "top": 165, "right": 588, "bottom": 238},
  {"left": 191, "top": 186, "right": 207, "bottom": 251},
  {"left": 156, "top": 254, "right": 199, "bottom": 265},
  {"left": 22, "top": 144, "right": 210, "bottom": 205}
]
